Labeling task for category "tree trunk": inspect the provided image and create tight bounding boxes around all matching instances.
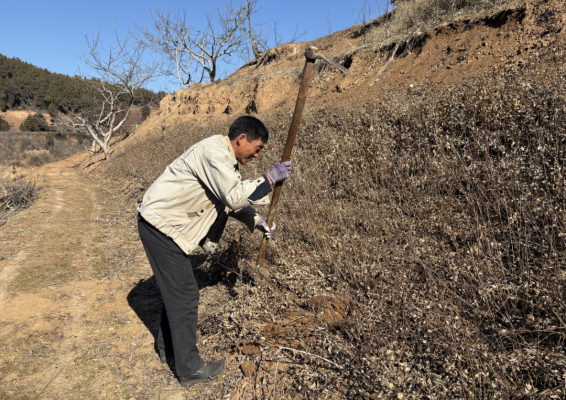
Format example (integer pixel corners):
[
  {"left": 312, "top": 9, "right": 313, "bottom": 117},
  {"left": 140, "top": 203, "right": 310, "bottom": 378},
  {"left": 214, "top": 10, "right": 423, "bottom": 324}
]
[
  {"left": 247, "top": 9, "right": 262, "bottom": 59},
  {"left": 209, "top": 60, "right": 216, "bottom": 82},
  {"left": 101, "top": 143, "right": 110, "bottom": 160}
]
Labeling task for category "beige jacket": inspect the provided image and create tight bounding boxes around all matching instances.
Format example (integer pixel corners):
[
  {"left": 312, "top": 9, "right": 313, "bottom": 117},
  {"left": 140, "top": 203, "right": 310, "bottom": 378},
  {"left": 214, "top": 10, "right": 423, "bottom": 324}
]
[{"left": 138, "top": 135, "right": 270, "bottom": 255}]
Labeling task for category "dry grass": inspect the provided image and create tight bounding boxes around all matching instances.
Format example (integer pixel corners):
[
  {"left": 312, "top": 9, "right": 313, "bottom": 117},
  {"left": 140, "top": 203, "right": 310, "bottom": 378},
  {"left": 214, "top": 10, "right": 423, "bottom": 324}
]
[
  {"left": 347, "top": 0, "right": 523, "bottom": 56},
  {"left": 390, "top": 0, "right": 515, "bottom": 34},
  {"left": 0, "top": 174, "right": 41, "bottom": 227},
  {"left": 101, "top": 45, "right": 566, "bottom": 398},
  {"left": 0, "top": 132, "right": 85, "bottom": 167}
]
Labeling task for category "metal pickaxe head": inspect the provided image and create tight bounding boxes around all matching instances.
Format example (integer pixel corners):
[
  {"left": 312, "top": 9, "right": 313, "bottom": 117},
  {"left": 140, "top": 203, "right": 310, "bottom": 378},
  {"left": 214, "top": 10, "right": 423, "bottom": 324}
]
[{"left": 304, "top": 46, "right": 351, "bottom": 75}]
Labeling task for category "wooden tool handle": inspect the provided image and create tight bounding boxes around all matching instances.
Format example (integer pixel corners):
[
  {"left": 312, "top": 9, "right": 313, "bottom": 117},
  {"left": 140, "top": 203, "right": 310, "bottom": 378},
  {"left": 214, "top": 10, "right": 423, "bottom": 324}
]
[{"left": 256, "top": 56, "right": 316, "bottom": 267}]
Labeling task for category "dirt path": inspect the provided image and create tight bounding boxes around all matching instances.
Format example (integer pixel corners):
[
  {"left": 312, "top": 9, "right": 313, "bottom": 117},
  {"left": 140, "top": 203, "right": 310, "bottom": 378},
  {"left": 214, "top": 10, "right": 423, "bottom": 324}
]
[
  {"left": 0, "top": 153, "right": 325, "bottom": 400},
  {"left": 0, "top": 154, "right": 218, "bottom": 399}
]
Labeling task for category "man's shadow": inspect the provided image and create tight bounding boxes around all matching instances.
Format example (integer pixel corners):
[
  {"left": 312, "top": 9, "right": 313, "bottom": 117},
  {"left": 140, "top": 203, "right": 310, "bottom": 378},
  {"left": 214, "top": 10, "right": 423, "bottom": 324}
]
[
  {"left": 127, "top": 243, "right": 248, "bottom": 343},
  {"left": 126, "top": 253, "right": 211, "bottom": 341}
]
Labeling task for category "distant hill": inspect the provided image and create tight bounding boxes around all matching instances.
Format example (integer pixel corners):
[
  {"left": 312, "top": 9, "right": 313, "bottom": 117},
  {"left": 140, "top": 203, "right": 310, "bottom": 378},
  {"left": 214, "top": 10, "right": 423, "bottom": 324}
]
[{"left": 0, "top": 53, "right": 165, "bottom": 113}]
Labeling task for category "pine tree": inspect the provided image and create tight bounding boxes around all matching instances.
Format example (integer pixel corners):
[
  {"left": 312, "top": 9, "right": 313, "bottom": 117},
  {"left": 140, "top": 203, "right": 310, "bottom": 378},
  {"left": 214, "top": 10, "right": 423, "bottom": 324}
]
[
  {"left": 0, "top": 115, "right": 10, "bottom": 131},
  {"left": 20, "top": 113, "right": 49, "bottom": 132}
]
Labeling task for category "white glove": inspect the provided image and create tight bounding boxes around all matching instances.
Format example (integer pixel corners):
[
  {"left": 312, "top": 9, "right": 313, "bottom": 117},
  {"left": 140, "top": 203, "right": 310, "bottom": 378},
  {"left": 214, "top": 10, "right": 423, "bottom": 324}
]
[{"left": 256, "top": 220, "right": 277, "bottom": 238}]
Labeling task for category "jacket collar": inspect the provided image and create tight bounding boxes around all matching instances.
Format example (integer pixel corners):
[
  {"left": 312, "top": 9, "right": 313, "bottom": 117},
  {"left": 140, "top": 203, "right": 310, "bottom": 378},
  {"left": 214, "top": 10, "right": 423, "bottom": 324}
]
[{"left": 225, "top": 136, "right": 237, "bottom": 161}]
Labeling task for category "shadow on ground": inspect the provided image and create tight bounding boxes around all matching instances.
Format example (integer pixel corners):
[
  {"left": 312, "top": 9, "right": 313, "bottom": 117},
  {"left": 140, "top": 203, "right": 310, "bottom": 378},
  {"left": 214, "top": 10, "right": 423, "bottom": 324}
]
[{"left": 126, "top": 248, "right": 245, "bottom": 346}]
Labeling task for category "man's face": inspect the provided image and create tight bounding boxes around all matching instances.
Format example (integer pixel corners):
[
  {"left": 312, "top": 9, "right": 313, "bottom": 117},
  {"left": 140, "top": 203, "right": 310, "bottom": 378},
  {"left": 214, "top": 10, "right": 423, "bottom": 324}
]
[{"left": 234, "top": 134, "right": 265, "bottom": 165}]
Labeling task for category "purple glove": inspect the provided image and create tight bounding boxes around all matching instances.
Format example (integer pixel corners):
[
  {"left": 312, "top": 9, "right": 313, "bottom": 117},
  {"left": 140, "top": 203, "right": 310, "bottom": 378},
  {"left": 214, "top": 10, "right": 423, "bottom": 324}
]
[
  {"left": 266, "top": 161, "right": 292, "bottom": 184},
  {"left": 256, "top": 220, "right": 277, "bottom": 238}
]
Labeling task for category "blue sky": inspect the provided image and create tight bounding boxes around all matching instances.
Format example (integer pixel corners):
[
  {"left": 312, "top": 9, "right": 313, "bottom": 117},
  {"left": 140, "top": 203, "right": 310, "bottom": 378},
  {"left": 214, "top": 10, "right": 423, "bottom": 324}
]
[{"left": 1, "top": 0, "right": 391, "bottom": 92}]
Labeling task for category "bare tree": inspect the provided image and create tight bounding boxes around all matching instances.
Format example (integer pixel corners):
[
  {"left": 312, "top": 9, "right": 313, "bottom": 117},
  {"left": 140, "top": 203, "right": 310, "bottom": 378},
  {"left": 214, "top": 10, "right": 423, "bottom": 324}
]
[
  {"left": 271, "top": 19, "right": 307, "bottom": 48},
  {"left": 244, "top": 0, "right": 269, "bottom": 60},
  {"left": 247, "top": 19, "right": 307, "bottom": 70},
  {"left": 352, "top": 0, "right": 373, "bottom": 43},
  {"left": 138, "top": 0, "right": 308, "bottom": 88},
  {"left": 138, "top": 2, "right": 248, "bottom": 90},
  {"left": 136, "top": 8, "right": 197, "bottom": 90},
  {"left": 242, "top": 0, "right": 306, "bottom": 62},
  {"left": 68, "top": 25, "right": 159, "bottom": 160},
  {"left": 272, "top": 18, "right": 283, "bottom": 47}
]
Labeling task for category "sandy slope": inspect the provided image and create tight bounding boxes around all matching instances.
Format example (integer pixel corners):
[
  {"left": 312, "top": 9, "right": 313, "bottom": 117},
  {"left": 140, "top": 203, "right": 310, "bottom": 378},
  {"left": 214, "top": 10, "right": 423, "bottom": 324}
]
[{"left": 110, "top": 0, "right": 565, "bottom": 157}]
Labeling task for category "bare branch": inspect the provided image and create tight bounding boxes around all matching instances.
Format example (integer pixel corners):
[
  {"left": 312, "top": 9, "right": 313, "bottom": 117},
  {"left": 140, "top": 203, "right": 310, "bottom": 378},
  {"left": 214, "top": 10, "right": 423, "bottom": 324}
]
[
  {"left": 137, "top": 0, "right": 308, "bottom": 83},
  {"left": 66, "top": 21, "right": 160, "bottom": 160},
  {"left": 138, "top": 1, "right": 247, "bottom": 86}
]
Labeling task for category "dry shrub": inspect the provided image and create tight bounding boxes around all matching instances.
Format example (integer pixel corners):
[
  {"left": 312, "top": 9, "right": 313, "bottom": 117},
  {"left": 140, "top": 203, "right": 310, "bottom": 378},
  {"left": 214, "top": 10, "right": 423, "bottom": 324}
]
[
  {"left": 366, "top": 0, "right": 519, "bottom": 45},
  {"left": 0, "top": 132, "right": 84, "bottom": 167},
  {"left": 105, "top": 54, "right": 566, "bottom": 397},
  {"left": 278, "top": 63, "right": 565, "bottom": 397},
  {"left": 395, "top": 0, "right": 508, "bottom": 32},
  {"left": 0, "top": 175, "right": 41, "bottom": 226}
]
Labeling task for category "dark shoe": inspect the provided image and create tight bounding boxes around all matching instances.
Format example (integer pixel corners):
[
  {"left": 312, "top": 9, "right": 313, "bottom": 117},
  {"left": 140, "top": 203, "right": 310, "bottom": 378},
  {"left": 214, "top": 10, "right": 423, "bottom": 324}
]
[
  {"left": 179, "top": 360, "right": 226, "bottom": 387},
  {"left": 159, "top": 333, "right": 201, "bottom": 364}
]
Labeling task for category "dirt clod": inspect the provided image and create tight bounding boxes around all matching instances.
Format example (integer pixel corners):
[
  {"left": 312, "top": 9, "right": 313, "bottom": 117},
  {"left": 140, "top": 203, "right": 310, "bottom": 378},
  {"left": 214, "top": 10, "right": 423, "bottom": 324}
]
[
  {"left": 241, "top": 343, "right": 261, "bottom": 355},
  {"left": 240, "top": 360, "right": 255, "bottom": 378}
]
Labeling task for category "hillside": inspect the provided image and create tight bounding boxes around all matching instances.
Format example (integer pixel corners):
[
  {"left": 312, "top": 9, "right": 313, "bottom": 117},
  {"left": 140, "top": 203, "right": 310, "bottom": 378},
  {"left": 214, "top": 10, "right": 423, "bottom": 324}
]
[
  {"left": 0, "top": 55, "right": 163, "bottom": 168},
  {"left": 93, "top": 0, "right": 566, "bottom": 397},
  {"left": 0, "top": 0, "right": 564, "bottom": 398},
  {"left": 0, "top": 53, "right": 165, "bottom": 114},
  {"left": 118, "top": 0, "right": 558, "bottom": 144}
]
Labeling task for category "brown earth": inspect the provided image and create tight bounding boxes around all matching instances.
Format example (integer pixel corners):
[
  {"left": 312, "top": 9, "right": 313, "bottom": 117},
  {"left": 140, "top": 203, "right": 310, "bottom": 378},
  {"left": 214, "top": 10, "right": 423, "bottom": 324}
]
[
  {"left": 112, "top": 0, "right": 564, "bottom": 156},
  {"left": 0, "top": 110, "right": 52, "bottom": 131},
  {"left": 0, "top": 151, "right": 350, "bottom": 398}
]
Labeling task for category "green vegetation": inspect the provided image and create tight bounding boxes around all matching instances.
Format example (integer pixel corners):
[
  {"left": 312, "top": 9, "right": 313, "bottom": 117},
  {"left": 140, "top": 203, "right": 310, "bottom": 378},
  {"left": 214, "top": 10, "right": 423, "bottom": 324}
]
[
  {"left": 0, "top": 115, "right": 9, "bottom": 131},
  {"left": 48, "top": 102, "right": 58, "bottom": 117},
  {"left": 141, "top": 105, "right": 150, "bottom": 122},
  {"left": 19, "top": 113, "right": 48, "bottom": 132},
  {"left": 0, "top": 53, "right": 165, "bottom": 113}
]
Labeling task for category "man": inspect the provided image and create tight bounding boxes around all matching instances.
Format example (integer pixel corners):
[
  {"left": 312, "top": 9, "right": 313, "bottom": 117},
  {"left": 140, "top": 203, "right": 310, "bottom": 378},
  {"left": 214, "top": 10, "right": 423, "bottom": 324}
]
[{"left": 137, "top": 116, "right": 291, "bottom": 387}]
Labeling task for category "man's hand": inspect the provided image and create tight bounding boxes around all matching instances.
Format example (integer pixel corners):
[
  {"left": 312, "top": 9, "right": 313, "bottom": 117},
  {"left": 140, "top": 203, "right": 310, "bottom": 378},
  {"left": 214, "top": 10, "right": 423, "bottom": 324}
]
[
  {"left": 266, "top": 161, "right": 292, "bottom": 185},
  {"left": 256, "top": 220, "right": 277, "bottom": 238}
]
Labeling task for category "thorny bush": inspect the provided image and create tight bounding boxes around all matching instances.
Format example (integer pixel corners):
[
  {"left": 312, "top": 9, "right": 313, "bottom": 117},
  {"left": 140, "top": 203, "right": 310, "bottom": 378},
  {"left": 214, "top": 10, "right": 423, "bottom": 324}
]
[{"left": 106, "top": 54, "right": 566, "bottom": 398}]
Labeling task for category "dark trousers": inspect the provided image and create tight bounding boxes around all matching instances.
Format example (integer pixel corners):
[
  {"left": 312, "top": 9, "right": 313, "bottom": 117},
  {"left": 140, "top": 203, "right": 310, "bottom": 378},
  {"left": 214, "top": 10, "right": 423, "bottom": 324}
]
[{"left": 137, "top": 214, "right": 204, "bottom": 376}]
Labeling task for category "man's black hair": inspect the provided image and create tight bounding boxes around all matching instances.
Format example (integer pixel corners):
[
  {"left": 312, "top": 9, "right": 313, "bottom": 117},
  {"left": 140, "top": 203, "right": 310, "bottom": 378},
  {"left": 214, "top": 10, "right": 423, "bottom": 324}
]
[{"left": 228, "top": 116, "right": 269, "bottom": 143}]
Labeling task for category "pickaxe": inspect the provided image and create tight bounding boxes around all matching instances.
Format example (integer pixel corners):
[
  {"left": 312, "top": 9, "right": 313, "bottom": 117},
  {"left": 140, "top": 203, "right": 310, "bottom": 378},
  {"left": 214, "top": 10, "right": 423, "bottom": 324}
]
[{"left": 256, "top": 46, "right": 350, "bottom": 268}]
